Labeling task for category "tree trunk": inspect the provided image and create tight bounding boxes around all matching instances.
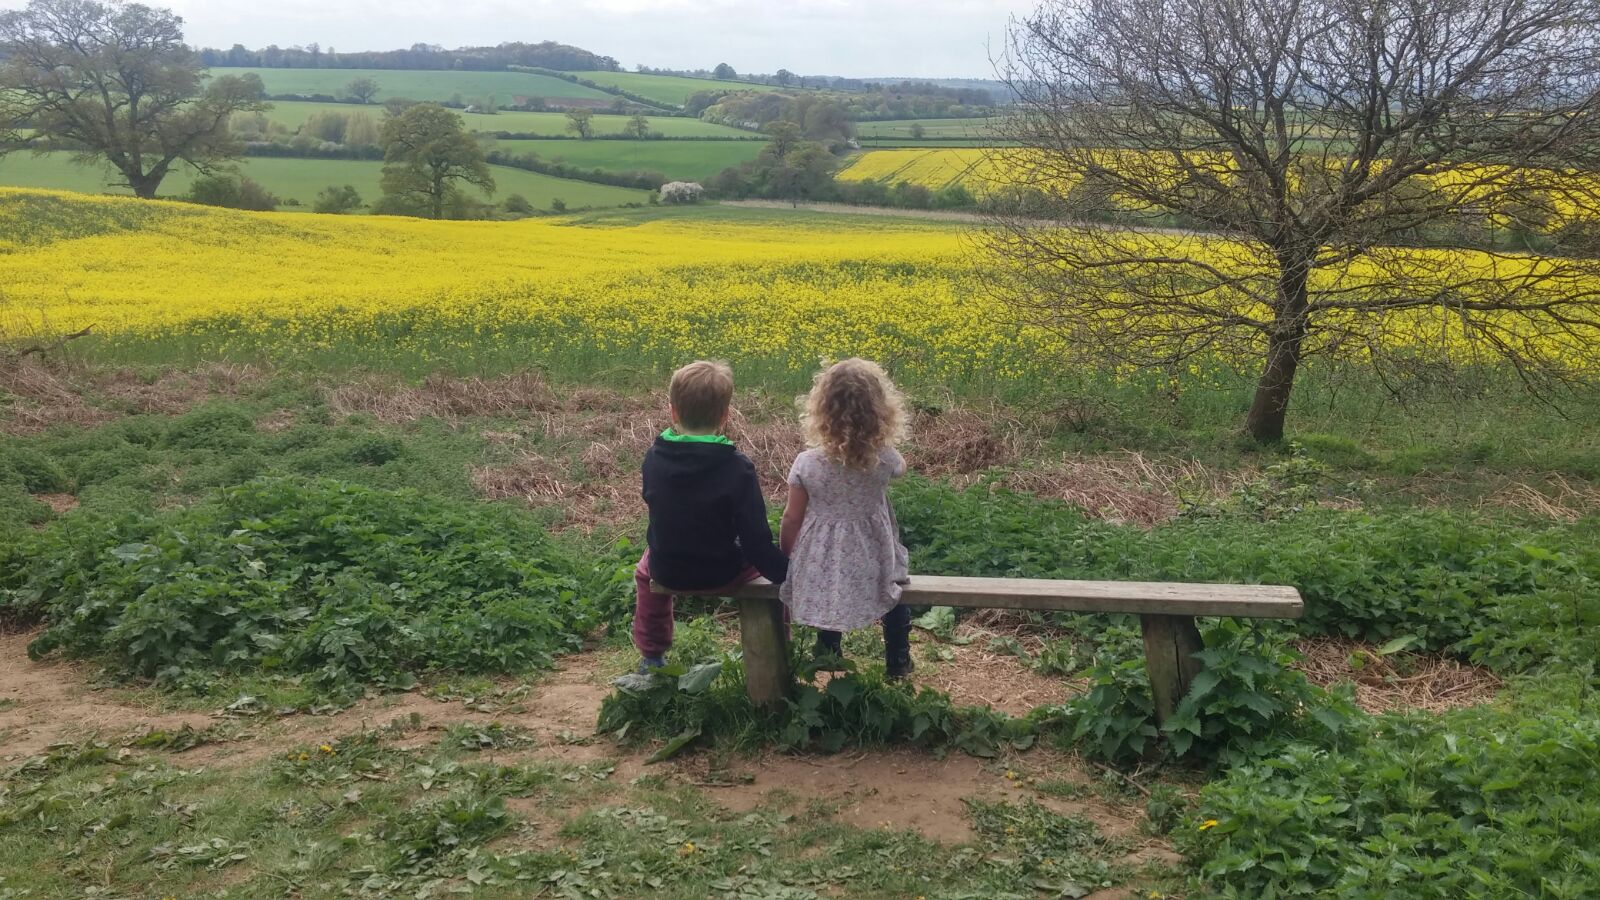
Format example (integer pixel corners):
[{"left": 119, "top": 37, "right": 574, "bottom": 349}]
[
  {"left": 126, "top": 170, "right": 162, "bottom": 199},
  {"left": 1245, "top": 257, "right": 1311, "bottom": 443}
]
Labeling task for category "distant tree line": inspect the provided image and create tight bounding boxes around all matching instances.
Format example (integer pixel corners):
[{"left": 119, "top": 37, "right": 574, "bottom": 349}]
[
  {"left": 689, "top": 87, "right": 989, "bottom": 123},
  {"left": 197, "top": 41, "right": 618, "bottom": 72},
  {"left": 694, "top": 93, "right": 854, "bottom": 145},
  {"left": 635, "top": 65, "right": 997, "bottom": 103}
]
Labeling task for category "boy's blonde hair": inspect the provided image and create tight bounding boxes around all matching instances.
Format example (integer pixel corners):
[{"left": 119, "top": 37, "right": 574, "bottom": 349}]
[
  {"left": 802, "top": 358, "right": 908, "bottom": 470},
  {"left": 669, "top": 360, "right": 734, "bottom": 431}
]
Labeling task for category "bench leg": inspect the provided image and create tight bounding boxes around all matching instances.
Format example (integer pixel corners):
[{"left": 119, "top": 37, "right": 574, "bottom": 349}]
[
  {"left": 738, "top": 596, "right": 791, "bottom": 707},
  {"left": 1139, "top": 614, "right": 1204, "bottom": 727}
]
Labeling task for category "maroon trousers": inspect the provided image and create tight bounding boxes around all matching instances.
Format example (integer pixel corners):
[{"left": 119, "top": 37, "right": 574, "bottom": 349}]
[{"left": 632, "top": 549, "right": 763, "bottom": 657}]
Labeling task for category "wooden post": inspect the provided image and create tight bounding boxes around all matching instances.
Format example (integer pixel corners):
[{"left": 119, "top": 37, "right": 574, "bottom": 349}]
[
  {"left": 1139, "top": 614, "right": 1205, "bottom": 726},
  {"left": 738, "top": 596, "right": 791, "bottom": 707}
]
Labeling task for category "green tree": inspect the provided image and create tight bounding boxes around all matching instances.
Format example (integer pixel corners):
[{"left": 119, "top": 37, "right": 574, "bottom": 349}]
[
  {"left": 382, "top": 97, "right": 419, "bottom": 118},
  {"left": 763, "top": 121, "right": 801, "bottom": 160},
  {"left": 775, "top": 68, "right": 795, "bottom": 87},
  {"left": 764, "top": 141, "right": 833, "bottom": 207},
  {"left": 624, "top": 113, "right": 651, "bottom": 140},
  {"left": 0, "top": 0, "right": 269, "bottom": 199},
  {"left": 379, "top": 103, "right": 494, "bottom": 220},
  {"left": 565, "top": 108, "right": 594, "bottom": 139},
  {"left": 712, "top": 62, "right": 737, "bottom": 80},
  {"left": 313, "top": 184, "right": 363, "bottom": 214},
  {"left": 187, "top": 174, "right": 277, "bottom": 211},
  {"left": 909, "top": 123, "right": 925, "bottom": 140},
  {"left": 346, "top": 77, "right": 380, "bottom": 104}
]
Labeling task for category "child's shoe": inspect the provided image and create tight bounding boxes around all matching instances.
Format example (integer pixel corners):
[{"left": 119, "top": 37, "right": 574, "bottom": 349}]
[
  {"left": 886, "top": 650, "right": 915, "bottom": 681},
  {"left": 812, "top": 631, "right": 846, "bottom": 672},
  {"left": 637, "top": 655, "right": 666, "bottom": 675}
]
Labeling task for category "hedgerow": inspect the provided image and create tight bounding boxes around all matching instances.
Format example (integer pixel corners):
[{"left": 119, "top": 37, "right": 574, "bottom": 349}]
[{"left": 8, "top": 478, "right": 597, "bottom": 693}]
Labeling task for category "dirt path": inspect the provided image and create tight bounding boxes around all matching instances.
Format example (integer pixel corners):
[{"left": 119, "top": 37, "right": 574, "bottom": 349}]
[
  {"left": 0, "top": 631, "right": 216, "bottom": 759},
  {"left": 0, "top": 632, "right": 1156, "bottom": 853}
]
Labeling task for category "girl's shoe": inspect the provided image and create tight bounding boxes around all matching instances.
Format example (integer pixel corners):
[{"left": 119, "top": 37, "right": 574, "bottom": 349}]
[
  {"left": 637, "top": 655, "right": 666, "bottom": 675},
  {"left": 812, "top": 632, "right": 847, "bottom": 672},
  {"left": 886, "top": 651, "right": 916, "bottom": 681}
]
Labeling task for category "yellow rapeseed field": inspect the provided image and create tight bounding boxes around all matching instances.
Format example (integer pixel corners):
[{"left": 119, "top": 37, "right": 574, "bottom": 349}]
[
  {"left": 837, "top": 149, "right": 1013, "bottom": 193},
  {"left": 2, "top": 188, "right": 1594, "bottom": 385},
  {"left": 0, "top": 189, "right": 1050, "bottom": 383}
]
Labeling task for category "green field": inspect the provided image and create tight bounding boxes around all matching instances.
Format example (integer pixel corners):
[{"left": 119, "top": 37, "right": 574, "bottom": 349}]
[
  {"left": 489, "top": 138, "right": 764, "bottom": 180},
  {"left": 857, "top": 137, "right": 1013, "bottom": 148},
  {"left": 0, "top": 153, "right": 651, "bottom": 208},
  {"left": 253, "top": 100, "right": 755, "bottom": 138},
  {"left": 211, "top": 67, "right": 614, "bottom": 104},
  {"left": 855, "top": 117, "right": 1004, "bottom": 139},
  {"left": 564, "top": 70, "right": 780, "bottom": 106}
]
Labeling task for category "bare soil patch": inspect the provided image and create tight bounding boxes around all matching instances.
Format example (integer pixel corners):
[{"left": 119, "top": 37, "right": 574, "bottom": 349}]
[
  {"left": 0, "top": 631, "right": 1160, "bottom": 856},
  {"left": 700, "top": 746, "right": 1141, "bottom": 845},
  {"left": 911, "top": 631, "right": 1081, "bottom": 715},
  {"left": 0, "top": 631, "right": 213, "bottom": 760},
  {"left": 1296, "top": 637, "right": 1501, "bottom": 714},
  {"left": 32, "top": 492, "right": 77, "bottom": 514}
]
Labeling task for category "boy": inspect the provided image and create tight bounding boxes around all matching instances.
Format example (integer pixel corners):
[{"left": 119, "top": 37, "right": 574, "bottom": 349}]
[{"left": 633, "top": 360, "right": 788, "bottom": 672}]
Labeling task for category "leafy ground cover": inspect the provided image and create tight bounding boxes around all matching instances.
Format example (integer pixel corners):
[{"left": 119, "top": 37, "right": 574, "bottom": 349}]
[{"left": 0, "top": 156, "right": 651, "bottom": 208}]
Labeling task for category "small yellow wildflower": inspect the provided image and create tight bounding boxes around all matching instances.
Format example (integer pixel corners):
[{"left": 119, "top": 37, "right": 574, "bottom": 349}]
[
  {"left": 297, "top": 752, "right": 309, "bottom": 762},
  {"left": 677, "top": 841, "right": 697, "bottom": 857},
  {"left": 319, "top": 744, "right": 335, "bottom": 755},
  {"left": 1199, "top": 819, "right": 1220, "bottom": 831},
  {"left": 1004, "top": 769, "right": 1018, "bottom": 780}
]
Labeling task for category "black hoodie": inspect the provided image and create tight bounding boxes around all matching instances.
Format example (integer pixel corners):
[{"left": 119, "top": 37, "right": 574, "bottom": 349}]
[{"left": 641, "top": 435, "right": 789, "bottom": 590}]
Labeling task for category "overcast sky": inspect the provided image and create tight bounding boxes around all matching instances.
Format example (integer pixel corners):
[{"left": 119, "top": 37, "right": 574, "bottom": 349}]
[{"left": 159, "top": 0, "right": 1022, "bottom": 79}]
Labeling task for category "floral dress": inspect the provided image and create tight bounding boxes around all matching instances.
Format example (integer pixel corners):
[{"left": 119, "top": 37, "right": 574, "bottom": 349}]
[{"left": 779, "top": 446, "right": 910, "bottom": 631}]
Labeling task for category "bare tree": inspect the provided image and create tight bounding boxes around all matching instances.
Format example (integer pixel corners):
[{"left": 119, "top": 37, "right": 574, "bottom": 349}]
[
  {"left": 986, "top": 0, "right": 1600, "bottom": 442},
  {"left": 0, "top": 0, "right": 268, "bottom": 199}
]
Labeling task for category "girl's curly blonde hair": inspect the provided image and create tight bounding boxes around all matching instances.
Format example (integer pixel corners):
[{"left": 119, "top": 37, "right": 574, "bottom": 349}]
[{"left": 801, "top": 358, "right": 908, "bottom": 471}]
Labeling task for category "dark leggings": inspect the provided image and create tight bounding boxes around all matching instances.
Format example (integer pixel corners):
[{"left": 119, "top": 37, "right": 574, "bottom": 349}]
[{"left": 816, "top": 603, "right": 912, "bottom": 660}]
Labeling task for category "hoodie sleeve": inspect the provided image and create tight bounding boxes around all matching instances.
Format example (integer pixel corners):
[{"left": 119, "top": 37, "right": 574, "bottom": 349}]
[{"left": 733, "top": 457, "right": 789, "bottom": 584}]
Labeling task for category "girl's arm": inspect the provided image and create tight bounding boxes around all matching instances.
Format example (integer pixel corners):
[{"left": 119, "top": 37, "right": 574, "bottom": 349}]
[{"left": 779, "top": 482, "right": 809, "bottom": 556}]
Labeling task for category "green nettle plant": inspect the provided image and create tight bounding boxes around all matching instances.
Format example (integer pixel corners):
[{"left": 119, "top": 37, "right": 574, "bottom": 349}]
[{"left": 10, "top": 478, "right": 594, "bottom": 693}]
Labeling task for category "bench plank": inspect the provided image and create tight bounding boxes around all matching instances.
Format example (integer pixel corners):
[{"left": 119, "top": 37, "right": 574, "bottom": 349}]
[{"left": 653, "top": 575, "right": 1303, "bottom": 619}]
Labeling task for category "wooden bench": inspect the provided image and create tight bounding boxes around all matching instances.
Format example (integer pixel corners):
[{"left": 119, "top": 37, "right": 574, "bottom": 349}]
[{"left": 653, "top": 576, "right": 1304, "bottom": 724}]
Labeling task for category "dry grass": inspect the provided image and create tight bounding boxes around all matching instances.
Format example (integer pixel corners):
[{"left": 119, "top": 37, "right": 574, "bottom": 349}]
[
  {"left": 324, "top": 372, "right": 560, "bottom": 423},
  {"left": 1481, "top": 474, "right": 1600, "bottom": 521},
  {"left": 952, "top": 452, "right": 1245, "bottom": 526},
  {"left": 1295, "top": 637, "right": 1501, "bottom": 714},
  {"left": 905, "top": 406, "right": 1030, "bottom": 476},
  {"left": 0, "top": 358, "right": 265, "bottom": 434}
]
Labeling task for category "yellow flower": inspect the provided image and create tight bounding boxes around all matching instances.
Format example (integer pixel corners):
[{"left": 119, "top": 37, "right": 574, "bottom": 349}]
[
  {"left": 677, "top": 841, "right": 697, "bottom": 856},
  {"left": 1199, "top": 819, "right": 1220, "bottom": 831},
  {"left": 319, "top": 744, "right": 335, "bottom": 755}
]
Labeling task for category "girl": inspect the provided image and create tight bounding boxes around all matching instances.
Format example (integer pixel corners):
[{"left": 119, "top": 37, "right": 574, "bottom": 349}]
[{"left": 779, "top": 358, "right": 914, "bottom": 679}]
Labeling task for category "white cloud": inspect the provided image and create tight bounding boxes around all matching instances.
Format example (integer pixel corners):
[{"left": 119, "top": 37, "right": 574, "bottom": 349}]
[{"left": 163, "top": 0, "right": 1021, "bottom": 78}]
